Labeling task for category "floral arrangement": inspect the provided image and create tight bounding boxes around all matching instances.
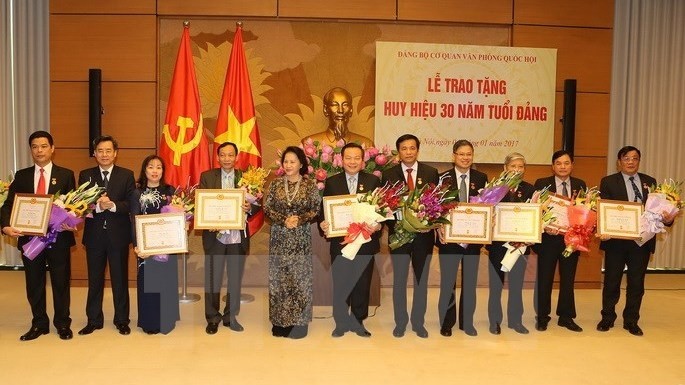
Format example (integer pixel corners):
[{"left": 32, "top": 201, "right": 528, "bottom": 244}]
[
  {"left": 389, "top": 175, "right": 459, "bottom": 250},
  {"left": 636, "top": 179, "right": 682, "bottom": 246},
  {"left": 161, "top": 184, "right": 197, "bottom": 221},
  {"left": 23, "top": 181, "right": 105, "bottom": 260},
  {"left": 0, "top": 174, "right": 12, "bottom": 207},
  {"left": 469, "top": 170, "right": 523, "bottom": 204},
  {"left": 563, "top": 186, "right": 600, "bottom": 257},
  {"left": 237, "top": 165, "right": 270, "bottom": 204}
]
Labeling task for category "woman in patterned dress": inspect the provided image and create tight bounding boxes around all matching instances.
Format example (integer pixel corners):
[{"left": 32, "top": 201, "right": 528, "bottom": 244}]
[
  {"left": 130, "top": 155, "right": 180, "bottom": 334},
  {"left": 264, "top": 146, "right": 321, "bottom": 339}
]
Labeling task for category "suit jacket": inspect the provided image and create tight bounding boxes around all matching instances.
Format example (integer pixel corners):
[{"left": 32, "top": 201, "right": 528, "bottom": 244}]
[
  {"left": 437, "top": 167, "right": 488, "bottom": 254},
  {"left": 199, "top": 168, "right": 258, "bottom": 252},
  {"left": 599, "top": 172, "right": 657, "bottom": 253},
  {"left": 78, "top": 165, "right": 135, "bottom": 248},
  {"left": 532, "top": 175, "right": 587, "bottom": 255},
  {"left": 321, "top": 171, "right": 381, "bottom": 256},
  {"left": 1, "top": 164, "right": 76, "bottom": 250}
]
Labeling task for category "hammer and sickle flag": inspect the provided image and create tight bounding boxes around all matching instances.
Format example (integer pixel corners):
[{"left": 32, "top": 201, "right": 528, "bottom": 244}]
[{"left": 159, "top": 22, "right": 211, "bottom": 188}]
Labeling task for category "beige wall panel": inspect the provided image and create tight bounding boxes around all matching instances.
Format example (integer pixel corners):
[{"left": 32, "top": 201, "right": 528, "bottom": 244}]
[
  {"left": 553, "top": 91, "right": 610, "bottom": 158},
  {"left": 51, "top": 82, "right": 157, "bottom": 149},
  {"left": 50, "top": 15, "right": 156, "bottom": 81},
  {"left": 279, "top": 0, "right": 396, "bottom": 20},
  {"left": 514, "top": 0, "right": 614, "bottom": 28},
  {"left": 158, "top": 0, "right": 277, "bottom": 16},
  {"left": 513, "top": 26, "right": 612, "bottom": 93},
  {"left": 398, "top": 0, "right": 512, "bottom": 24},
  {"left": 50, "top": 0, "right": 156, "bottom": 14}
]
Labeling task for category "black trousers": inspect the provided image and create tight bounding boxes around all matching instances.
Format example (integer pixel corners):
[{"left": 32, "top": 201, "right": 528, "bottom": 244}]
[
  {"left": 84, "top": 240, "right": 130, "bottom": 326},
  {"left": 22, "top": 246, "right": 71, "bottom": 329},
  {"left": 534, "top": 246, "right": 579, "bottom": 323},
  {"left": 204, "top": 240, "right": 246, "bottom": 324},
  {"left": 601, "top": 241, "right": 651, "bottom": 324},
  {"left": 391, "top": 232, "right": 433, "bottom": 329},
  {"left": 437, "top": 252, "right": 479, "bottom": 330},
  {"left": 331, "top": 253, "right": 374, "bottom": 330}
]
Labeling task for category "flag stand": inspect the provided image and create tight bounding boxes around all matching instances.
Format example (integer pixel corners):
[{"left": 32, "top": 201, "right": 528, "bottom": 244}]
[
  {"left": 179, "top": 253, "right": 200, "bottom": 303},
  {"left": 222, "top": 293, "right": 255, "bottom": 304}
]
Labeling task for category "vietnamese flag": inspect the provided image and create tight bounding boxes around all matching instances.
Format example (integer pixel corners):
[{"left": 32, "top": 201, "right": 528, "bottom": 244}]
[
  {"left": 214, "top": 22, "right": 264, "bottom": 233},
  {"left": 159, "top": 22, "right": 211, "bottom": 188}
]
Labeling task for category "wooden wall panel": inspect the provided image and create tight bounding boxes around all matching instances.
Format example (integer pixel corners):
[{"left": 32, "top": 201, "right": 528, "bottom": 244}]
[
  {"left": 572, "top": 156, "right": 607, "bottom": 189},
  {"left": 513, "top": 25, "right": 613, "bottom": 93},
  {"left": 157, "top": 0, "right": 277, "bottom": 16},
  {"left": 69, "top": 240, "right": 137, "bottom": 285},
  {"left": 50, "top": 0, "right": 156, "bottom": 14},
  {"left": 51, "top": 82, "right": 157, "bottom": 149},
  {"left": 279, "top": 0, "right": 396, "bottom": 20},
  {"left": 55, "top": 149, "right": 153, "bottom": 183},
  {"left": 553, "top": 91, "right": 610, "bottom": 157},
  {"left": 50, "top": 15, "right": 156, "bottom": 81},
  {"left": 514, "top": 0, "right": 614, "bottom": 28},
  {"left": 398, "top": 0, "right": 512, "bottom": 24}
]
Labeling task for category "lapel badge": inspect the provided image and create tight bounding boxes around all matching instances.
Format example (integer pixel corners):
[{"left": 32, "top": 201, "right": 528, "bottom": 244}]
[
  {"left": 470, "top": 182, "right": 475, "bottom": 190},
  {"left": 358, "top": 184, "right": 364, "bottom": 192},
  {"left": 517, "top": 191, "right": 522, "bottom": 198},
  {"left": 417, "top": 178, "right": 423, "bottom": 185},
  {"left": 51, "top": 178, "right": 57, "bottom": 185}
]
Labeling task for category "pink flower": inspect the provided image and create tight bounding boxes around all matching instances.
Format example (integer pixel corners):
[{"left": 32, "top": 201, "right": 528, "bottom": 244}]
[
  {"left": 317, "top": 182, "right": 325, "bottom": 190},
  {"left": 375, "top": 154, "right": 388, "bottom": 166},
  {"left": 363, "top": 150, "right": 371, "bottom": 162},
  {"left": 332, "top": 153, "right": 343, "bottom": 168},
  {"left": 367, "top": 147, "right": 380, "bottom": 157},
  {"left": 336, "top": 139, "right": 345, "bottom": 148},
  {"left": 308, "top": 165, "right": 314, "bottom": 174},
  {"left": 275, "top": 167, "right": 285, "bottom": 176},
  {"left": 321, "top": 152, "right": 331, "bottom": 163},
  {"left": 303, "top": 144, "right": 317, "bottom": 158},
  {"left": 373, "top": 170, "right": 382, "bottom": 178},
  {"left": 322, "top": 145, "right": 334, "bottom": 155},
  {"left": 315, "top": 168, "right": 327, "bottom": 181}
]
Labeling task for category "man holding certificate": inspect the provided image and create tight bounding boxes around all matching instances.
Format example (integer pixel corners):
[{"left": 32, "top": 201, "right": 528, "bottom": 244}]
[
  {"left": 597, "top": 146, "right": 675, "bottom": 336},
  {"left": 319, "top": 142, "right": 381, "bottom": 338},
  {"left": 1, "top": 131, "right": 76, "bottom": 341},
  {"left": 200, "top": 142, "right": 255, "bottom": 335}
]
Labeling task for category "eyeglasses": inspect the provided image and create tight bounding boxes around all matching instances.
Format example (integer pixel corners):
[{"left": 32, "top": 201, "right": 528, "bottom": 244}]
[
  {"left": 621, "top": 156, "right": 640, "bottom": 162},
  {"left": 454, "top": 152, "right": 473, "bottom": 157}
]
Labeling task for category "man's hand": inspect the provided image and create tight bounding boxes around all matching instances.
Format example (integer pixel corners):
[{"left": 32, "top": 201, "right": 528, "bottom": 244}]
[
  {"left": 2, "top": 226, "right": 21, "bottom": 237},
  {"left": 97, "top": 194, "right": 114, "bottom": 211}
]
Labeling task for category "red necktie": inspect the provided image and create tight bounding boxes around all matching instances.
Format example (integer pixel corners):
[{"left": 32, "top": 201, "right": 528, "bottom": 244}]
[
  {"left": 406, "top": 168, "right": 415, "bottom": 191},
  {"left": 37, "top": 168, "right": 46, "bottom": 195}
]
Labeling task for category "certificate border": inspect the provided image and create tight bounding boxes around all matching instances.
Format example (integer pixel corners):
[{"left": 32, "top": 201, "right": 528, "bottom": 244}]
[
  {"left": 10, "top": 193, "right": 53, "bottom": 236},
  {"left": 492, "top": 202, "right": 542, "bottom": 243},
  {"left": 597, "top": 199, "right": 643, "bottom": 240},
  {"left": 545, "top": 193, "right": 572, "bottom": 233},
  {"left": 193, "top": 189, "right": 246, "bottom": 230},
  {"left": 444, "top": 203, "right": 493, "bottom": 244},
  {"left": 322, "top": 194, "right": 357, "bottom": 238},
  {"left": 135, "top": 212, "right": 188, "bottom": 257}
]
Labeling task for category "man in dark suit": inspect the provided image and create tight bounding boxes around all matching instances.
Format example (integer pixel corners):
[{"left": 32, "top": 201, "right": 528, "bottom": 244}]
[
  {"left": 382, "top": 134, "right": 438, "bottom": 338},
  {"left": 1, "top": 131, "right": 77, "bottom": 341},
  {"left": 533, "top": 150, "right": 587, "bottom": 332},
  {"left": 319, "top": 142, "right": 381, "bottom": 338},
  {"left": 77, "top": 135, "right": 135, "bottom": 336},
  {"left": 436, "top": 140, "right": 488, "bottom": 337},
  {"left": 200, "top": 142, "right": 256, "bottom": 335},
  {"left": 597, "top": 146, "right": 675, "bottom": 336}
]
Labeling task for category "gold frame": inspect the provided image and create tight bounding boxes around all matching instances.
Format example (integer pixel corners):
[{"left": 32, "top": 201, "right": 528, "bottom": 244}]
[
  {"left": 193, "top": 189, "right": 246, "bottom": 230},
  {"left": 322, "top": 194, "right": 357, "bottom": 238},
  {"left": 135, "top": 213, "right": 188, "bottom": 257},
  {"left": 444, "top": 203, "right": 493, "bottom": 244},
  {"left": 597, "top": 199, "right": 643, "bottom": 240},
  {"left": 493, "top": 203, "right": 542, "bottom": 243},
  {"left": 9, "top": 193, "right": 53, "bottom": 236}
]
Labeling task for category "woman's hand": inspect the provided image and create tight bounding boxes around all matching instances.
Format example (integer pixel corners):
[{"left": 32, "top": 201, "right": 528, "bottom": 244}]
[{"left": 285, "top": 215, "right": 299, "bottom": 229}]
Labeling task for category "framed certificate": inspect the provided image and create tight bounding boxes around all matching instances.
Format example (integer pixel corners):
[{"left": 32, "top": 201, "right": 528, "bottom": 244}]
[
  {"left": 194, "top": 189, "right": 246, "bottom": 230},
  {"left": 597, "top": 199, "right": 642, "bottom": 240},
  {"left": 322, "top": 194, "right": 357, "bottom": 238},
  {"left": 9, "top": 193, "right": 53, "bottom": 236},
  {"left": 135, "top": 213, "right": 188, "bottom": 257},
  {"left": 493, "top": 203, "right": 542, "bottom": 243},
  {"left": 546, "top": 193, "right": 572, "bottom": 233},
  {"left": 444, "top": 203, "right": 493, "bottom": 244}
]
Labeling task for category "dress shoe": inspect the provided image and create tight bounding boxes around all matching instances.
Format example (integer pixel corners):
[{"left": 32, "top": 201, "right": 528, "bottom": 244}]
[
  {"left": 412, "top": 326, "right": 429, "bottom": 338},
  {"left": 509, "top": 324, "right": 529, "bottom": 334},
  {"left": 116, "top": 324, "right": 131, "bottom": 335},
  {"left": 535, "top": 321, "right": 548, "bottom": 331},
  {"left": 558, "top": 318, "right": 583, "bottom": 332},
  {"left": 596, "top": 319, "right": 614, "bottom": 332},
  {"left": 288, "top": 325, "right": 308, "bottom": 339},
  {"left": 489, "top": 323, "right": 501, "bottom": 335},
  {"left": 354, "top": 326, "right": 371, "bottom": 338},
  {"left": 223, "top": 318, "right": 244, "bottom": 332},
  {"left": 623, "top": 323, "right": 643, "bottom": 336},
  {"left": 206, "top": 322, "right": 219, "bottom": 335},
  {"left": 57, "top": 327, "right": 73, "bottom": 340},
  {"left": 392, "top": 326, "right": 406, "bottom": 338},
  {"left": 331, "top": 327, "right": 347, "bottom": 338},
  {"left": 463, "top": 326, "right": 478, "bottom": 337},
  {"left": 19, "top": 327, "right": 49, "bottom": 341},
  {"left": 78, "top": 324, "right": 103, "bottom": 335},
  {"left": 439, "top": 328, "right": 452, "bottom": 337}
]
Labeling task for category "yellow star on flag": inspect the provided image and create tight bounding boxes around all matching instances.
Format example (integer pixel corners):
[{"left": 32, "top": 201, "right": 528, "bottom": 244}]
[{"left": 214, "top": 107, "right": 260, "bottom": 157}]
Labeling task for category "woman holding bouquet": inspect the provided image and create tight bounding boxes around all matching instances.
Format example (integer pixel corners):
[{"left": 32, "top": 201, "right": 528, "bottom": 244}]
[
  {"left": 129, "top": 155, "right": 180, "bottom": 334},
  {"left": 486, "top": 152, "right": 535, "bottom": 335},
  {"left": 264, "top": 146, "right": 321, "bottom": 339}
]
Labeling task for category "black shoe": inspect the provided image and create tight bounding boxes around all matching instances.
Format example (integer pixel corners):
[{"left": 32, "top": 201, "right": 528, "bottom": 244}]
[
  {"left": 392, "top": 326, "right": 405, "bottom": 338},
  {"left": 412, "top": 326, "right": 428, "bottom": 338},
  {"left": 354, "top": 325, "right": 371, "bottom": 338},
  {"left": 509, "top": 323, "right": 529, "bottom": 334},
  {"left": 144, "top": 329, "right": 160, "bottom": 335},
  {"left": 535, "top": 321, "right": 548, "bottom": 331},
  {"left": 463, "top": 326, "right": 478, "bottom": 337},
  {"left": 489, "top": 323, "right": 501, "bottom": 335},
  {"left": 623, "top": 323, "right": 643, "bottom": 336},
  {"left": 440, "top": 328, "right": 452, "bottom": 337},
  {"left": 19, "top": 327, "right": 49, "bottom": 341},
  {"left": 57, "top": 327, "right": 73, "bottom": 340},
  {"left": 596, "top": 319, "right": 614, "bottom": 332},
  {"left": 331, "top": 327, "right": 347, "bottom": 338},
  {"left": 288, "top": 325, "right": 308, "bottom": 339},
  {"left": 206, "top": 322, "right": 219, "bottom": 335},
  {"left": 558, "top": 318, "right": 583, "bottom": 332},
  {"left": 116, "top": 324, "right": 131, "bottom": 335},
  {"left": 223, "top": 318, "right": 244, "bottom": 332},
  {"left": 78, "top": 324, "right": 103, "bottom": 335}
]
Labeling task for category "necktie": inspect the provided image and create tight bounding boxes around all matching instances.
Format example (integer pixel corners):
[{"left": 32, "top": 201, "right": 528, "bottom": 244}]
[
  {"left": 406, "top": 168, "right": 415, "bottom": 191},
  {"left": 37, "top": 168, "right": 46, "bottom": 195},
  {"left": 629, "top": 176, "right": 643, "bottom": 202},
  {"left": 102, "top": 170, "right": 109, "bottom": 189},
  {"left": 348, "top": 177, "right": 356, "bottom": 194},
  {"left": 459, "top": 174, "right": 467, "bottom": 202},
  {"left": 561, "top": 181, "right": 569, "bottom": 197}
]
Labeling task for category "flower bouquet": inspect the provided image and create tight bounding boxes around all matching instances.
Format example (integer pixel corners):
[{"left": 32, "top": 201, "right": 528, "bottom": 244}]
[
  {"left": 562, "top": 186, "right": 600, "bottom": 257},
  {"left": 23, "top": 181, "right": 105, "bottom": 260},
  {"left": 0, "top": 174, "right": 12, "bottom": 208},
  {"left": 153, "top": 184, "right": 198, "bottom": 262},
  {"left": 340, "top": 181, "right": 407, "bottom": 259},
  {"left": 237, "top": 165, "right": 270, "bottom": 204},
  {"left": 469, "top": 170, "right": 523, "bottom": 204},
  {"left": 389, "top": 175, "right": 459, "bottom": 250},
  {"left": 636, "top": 179, "right": 682, "bottom": 246}
]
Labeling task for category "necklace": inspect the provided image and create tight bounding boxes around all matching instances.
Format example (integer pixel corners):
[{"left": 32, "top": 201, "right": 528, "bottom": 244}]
[{"left": 283, "top": 176, "right": 301, "bottom": 206}]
